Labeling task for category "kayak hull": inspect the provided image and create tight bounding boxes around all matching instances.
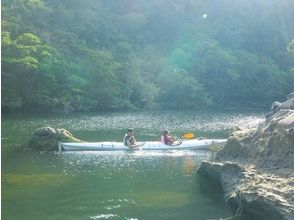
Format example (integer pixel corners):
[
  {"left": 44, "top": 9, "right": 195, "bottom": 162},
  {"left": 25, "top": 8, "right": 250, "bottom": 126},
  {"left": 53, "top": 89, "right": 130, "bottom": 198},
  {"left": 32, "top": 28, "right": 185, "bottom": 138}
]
[{"left": 59, "top": 139, "right": 227, "bottom": 151}]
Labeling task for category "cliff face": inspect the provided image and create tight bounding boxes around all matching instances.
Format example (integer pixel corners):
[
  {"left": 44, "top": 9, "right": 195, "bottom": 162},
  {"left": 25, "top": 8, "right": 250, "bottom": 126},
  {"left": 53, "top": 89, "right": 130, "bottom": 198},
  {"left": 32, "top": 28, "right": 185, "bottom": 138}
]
[
  {"left": 198, "top": 94, "right": 294, "bottom": 220},
  {"left": 217, "top": 109, "right": 294, "bottom": 169}
]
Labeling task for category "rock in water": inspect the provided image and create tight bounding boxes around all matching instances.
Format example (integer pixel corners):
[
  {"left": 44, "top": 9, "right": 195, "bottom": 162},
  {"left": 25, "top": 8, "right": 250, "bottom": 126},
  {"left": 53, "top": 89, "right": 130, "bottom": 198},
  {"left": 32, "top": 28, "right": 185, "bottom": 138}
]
[{"left": 28, "top": 127, "right": 80, "bottom": 151}]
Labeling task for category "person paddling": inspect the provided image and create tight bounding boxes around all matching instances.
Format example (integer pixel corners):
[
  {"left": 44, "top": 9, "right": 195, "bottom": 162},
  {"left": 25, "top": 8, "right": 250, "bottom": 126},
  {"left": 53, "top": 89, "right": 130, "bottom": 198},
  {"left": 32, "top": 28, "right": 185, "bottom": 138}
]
[
  {"left": 161, "top": 129, "right": 177, "bottom": 145},
  {"left": 123, "top": 128, "right": 140, "bottom": 149}
]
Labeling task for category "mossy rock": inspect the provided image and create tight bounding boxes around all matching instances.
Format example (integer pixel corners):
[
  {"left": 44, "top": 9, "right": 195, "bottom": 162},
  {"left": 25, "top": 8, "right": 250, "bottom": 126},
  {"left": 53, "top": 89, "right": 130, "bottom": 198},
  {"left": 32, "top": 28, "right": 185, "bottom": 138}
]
[{"left": 27, "top": 127, "right": 81, "bottom": 151}]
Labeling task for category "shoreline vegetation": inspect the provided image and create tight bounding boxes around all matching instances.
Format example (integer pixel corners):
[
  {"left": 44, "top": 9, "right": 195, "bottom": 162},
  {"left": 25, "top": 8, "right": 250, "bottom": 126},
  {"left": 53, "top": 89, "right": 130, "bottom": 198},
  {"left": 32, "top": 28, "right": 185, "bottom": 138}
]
[
  {"left": 2, "top": 1, "right": 294, "bottom": 114},
  {"left": 198, "top": 93, "right": 294, "bottom": 220}
]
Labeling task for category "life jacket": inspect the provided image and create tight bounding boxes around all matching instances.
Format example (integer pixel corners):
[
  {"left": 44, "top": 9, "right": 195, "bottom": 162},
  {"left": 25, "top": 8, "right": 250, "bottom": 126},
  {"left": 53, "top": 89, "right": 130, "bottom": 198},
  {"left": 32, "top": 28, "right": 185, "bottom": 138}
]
[
  {"left": 124, "top": 134, "right": 134, "bottom": 146},
  {"left": 161, "top": 135, "right": 171, "bottom": 145},
  {"left": 123, "top": 134, "right": 129, "bottom": 146}
]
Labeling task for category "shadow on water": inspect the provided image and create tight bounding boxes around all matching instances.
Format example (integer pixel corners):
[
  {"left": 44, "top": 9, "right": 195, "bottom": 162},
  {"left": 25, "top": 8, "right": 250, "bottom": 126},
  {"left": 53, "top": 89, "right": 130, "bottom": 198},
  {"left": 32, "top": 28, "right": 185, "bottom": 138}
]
[{"left": 196, "top": 174, "right": 258, "bottom": 220}]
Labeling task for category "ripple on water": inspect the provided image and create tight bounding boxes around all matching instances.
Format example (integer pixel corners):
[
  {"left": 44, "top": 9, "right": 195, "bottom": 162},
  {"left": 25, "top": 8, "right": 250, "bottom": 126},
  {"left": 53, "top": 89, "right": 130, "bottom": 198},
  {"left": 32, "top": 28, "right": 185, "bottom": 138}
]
[
  {"left": 32, "top": 111, "right": 262, "bottom": 132},
  {"left": 67, "top": 111, "right": 264, "bottom": 132},
  {"left": 2, "top": 111, "right": 261, "bottom": 220},
  {"left": 59, "top": 150, "right": 212, "bottom": 174},
  {"left": 2, "top": 110, "right": 265, "bottom": 145},
  {"left": 90, "top": 214, "right": 119, "bottom": 219}
]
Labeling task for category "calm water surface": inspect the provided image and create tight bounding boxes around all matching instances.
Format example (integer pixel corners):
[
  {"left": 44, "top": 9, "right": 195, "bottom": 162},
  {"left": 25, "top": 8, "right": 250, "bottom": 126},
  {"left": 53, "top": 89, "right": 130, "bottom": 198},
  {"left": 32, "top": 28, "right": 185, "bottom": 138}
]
[{"left": 2, "top": 110, "right": 264, "bottom": 220}]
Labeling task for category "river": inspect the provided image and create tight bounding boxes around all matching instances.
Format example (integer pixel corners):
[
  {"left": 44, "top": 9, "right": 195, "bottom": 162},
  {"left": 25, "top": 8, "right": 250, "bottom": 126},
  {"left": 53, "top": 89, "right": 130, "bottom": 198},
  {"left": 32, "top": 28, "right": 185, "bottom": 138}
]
[{"left": 2, "top": 110, "right": 264, "bottom": 220}]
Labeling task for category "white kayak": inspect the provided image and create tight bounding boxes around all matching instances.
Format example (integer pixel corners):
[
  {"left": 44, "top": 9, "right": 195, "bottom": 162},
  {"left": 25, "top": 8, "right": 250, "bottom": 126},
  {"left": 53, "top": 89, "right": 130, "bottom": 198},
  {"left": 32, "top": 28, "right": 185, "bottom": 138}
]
[{"left": 58, "top": 138, "right": 227, "bottom": 151}]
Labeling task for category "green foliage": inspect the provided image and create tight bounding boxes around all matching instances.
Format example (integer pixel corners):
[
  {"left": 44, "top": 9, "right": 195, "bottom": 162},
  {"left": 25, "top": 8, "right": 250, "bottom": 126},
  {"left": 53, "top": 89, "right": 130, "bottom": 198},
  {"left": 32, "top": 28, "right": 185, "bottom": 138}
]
[
  {"left": 157, "top": 69, "right": 210, "bottom": 109},
  {"left": 2, "top": 31, "right": 57, "bottom": 111},
  {"left": 2, "top": 0, "right": 294, "bottom": 113}
]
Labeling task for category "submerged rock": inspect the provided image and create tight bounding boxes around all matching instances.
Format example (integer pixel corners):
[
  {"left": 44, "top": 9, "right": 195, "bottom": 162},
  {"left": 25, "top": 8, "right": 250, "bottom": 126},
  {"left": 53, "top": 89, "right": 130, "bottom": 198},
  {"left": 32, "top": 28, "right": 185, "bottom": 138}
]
[
  {"left": 27, "top": 127, "right": 81, "bottom": 151},
  {"left": 198, "top": 93, "right": 294, "bottom": 220}
]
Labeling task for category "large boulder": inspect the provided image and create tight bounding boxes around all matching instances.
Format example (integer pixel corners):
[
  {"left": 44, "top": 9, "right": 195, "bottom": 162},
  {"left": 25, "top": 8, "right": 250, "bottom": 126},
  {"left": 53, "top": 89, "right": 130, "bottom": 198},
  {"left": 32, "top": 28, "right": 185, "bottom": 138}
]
[
  {"left": 217, "top": 109, "right": 294, "bottom": 169},
  {"left": 27, "top": 127, "right": 81, "bottom": 151},
  {"left": 198, "top": 93, "right": 294, "bottom": 220}
]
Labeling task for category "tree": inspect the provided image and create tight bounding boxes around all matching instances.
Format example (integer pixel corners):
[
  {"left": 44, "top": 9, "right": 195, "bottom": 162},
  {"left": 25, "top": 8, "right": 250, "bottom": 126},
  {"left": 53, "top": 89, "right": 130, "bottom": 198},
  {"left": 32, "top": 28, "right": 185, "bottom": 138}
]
[{"left": 2, "top": 32, "right": 57, "bottom": 111}]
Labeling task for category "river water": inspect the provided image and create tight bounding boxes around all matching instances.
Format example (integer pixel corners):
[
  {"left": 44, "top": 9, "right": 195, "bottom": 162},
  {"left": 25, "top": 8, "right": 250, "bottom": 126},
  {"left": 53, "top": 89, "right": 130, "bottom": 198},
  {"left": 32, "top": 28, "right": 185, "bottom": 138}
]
[{"left": 2, "top": 110, "right": 264, "bottom": 220}]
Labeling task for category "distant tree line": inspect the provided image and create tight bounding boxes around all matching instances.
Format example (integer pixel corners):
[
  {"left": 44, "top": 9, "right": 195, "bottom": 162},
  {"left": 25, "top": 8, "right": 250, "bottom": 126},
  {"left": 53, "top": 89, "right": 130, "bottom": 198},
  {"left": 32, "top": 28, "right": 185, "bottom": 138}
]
[{"left": 2, "top": 0, "right": 294, "bottom": 113}]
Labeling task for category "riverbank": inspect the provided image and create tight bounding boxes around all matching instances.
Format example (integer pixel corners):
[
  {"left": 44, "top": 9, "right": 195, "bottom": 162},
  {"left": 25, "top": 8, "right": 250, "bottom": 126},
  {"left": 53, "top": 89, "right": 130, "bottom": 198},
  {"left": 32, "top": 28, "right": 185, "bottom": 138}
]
[{"left": 198, "top": 94, "right": 294, "bottom": 220}]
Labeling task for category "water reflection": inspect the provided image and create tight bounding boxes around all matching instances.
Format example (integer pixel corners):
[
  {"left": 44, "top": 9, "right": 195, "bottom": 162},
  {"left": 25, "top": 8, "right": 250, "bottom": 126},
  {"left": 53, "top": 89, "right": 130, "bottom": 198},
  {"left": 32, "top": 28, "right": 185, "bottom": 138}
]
[
  {"left": 57, "top": 150, "right": 213, "bottom": 176},
  {"left": 182, "top": 156, "right": 197, "bottom": 176}
]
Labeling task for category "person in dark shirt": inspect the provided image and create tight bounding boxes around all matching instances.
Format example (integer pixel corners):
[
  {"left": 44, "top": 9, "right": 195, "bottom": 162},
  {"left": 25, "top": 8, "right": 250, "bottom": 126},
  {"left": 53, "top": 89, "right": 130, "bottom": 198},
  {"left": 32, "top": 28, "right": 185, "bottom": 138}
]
[{"left": 123, "top": 128, "right": 138, "bottom": 148}]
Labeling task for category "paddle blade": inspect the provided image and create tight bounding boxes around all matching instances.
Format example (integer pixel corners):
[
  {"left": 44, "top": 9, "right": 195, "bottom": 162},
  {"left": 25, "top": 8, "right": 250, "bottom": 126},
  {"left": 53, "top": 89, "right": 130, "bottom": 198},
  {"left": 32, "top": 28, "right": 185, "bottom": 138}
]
[{"left": 182, "top": 133, "right": 195, "bottom": 139}]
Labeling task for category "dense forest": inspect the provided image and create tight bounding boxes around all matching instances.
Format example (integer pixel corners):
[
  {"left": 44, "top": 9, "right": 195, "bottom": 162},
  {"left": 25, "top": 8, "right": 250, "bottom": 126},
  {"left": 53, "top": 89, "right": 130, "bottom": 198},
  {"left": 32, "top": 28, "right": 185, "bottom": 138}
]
[{"left": 2, "top": 0, "right": 294, "bottom": 113}]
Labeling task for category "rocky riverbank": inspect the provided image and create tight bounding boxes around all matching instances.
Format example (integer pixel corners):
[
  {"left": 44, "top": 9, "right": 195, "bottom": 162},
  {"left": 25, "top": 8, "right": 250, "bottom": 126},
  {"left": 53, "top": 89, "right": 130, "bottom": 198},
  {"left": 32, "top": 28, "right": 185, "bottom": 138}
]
[{"left": 198, "top": 93, "right": 294, "bottom": 220}]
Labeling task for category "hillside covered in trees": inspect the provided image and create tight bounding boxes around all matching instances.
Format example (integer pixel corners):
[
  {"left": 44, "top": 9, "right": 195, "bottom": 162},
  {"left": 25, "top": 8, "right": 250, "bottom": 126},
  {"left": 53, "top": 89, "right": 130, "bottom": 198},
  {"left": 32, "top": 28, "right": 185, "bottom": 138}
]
[{"left": 2, "top": 0, "right": 294, "bottom": 113}]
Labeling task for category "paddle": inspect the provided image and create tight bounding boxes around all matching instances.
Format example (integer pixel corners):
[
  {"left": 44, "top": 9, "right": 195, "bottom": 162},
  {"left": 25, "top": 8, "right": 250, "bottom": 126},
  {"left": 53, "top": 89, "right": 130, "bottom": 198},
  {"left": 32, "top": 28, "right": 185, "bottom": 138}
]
[
  {"left": 137, "top": 143, "right": 143, "bottom": 151},
  {"left": 136, "top": 142, "right": 145, "bottom": 151},
  {"left": 182, "top": 133, "right": 195, "bottom": 139}
]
